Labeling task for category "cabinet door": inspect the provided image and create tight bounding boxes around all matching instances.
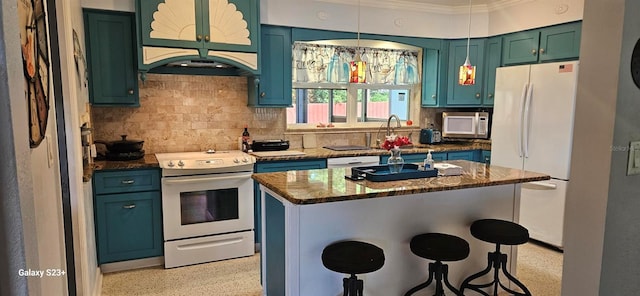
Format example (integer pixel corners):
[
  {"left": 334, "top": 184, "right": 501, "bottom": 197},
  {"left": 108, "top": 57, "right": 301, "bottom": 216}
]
[
  {"left": 481, "top": 150, "right": 491, "bottom": 164},
  {"left": 483, "top": 36, "right": 502, "bottom": 107},
  {"left": 538, "top": 22, "right": 581, "bottom": 62},
  {"left": 502, "top": 30, "right": 540, "bottom": 65},
  {"left": 446, "top": 39, "right": 485, "bottom": 106},
  {"left": 202, "top": 0, "right": 259, "bottom": 53},
  {"left": 431, "top": 152, "right": 447, "bottom": 161},
  {"left": 249, "top": 25, "right": 292, "bottom": 107},
  {"left": 95, "top": 191, "right": 163, "bottom": 264},
  {"left": 421, "top": 48, "right": 440, "bottom": 106},
  {"left": 84, "top": 10, "right": 138, "bottom": 106},
  {"left": 447, "top": 150, "right": 475, "bottom": 161},
  {"left": 137, "top": 0, "right": 202, "bottom": 49}
]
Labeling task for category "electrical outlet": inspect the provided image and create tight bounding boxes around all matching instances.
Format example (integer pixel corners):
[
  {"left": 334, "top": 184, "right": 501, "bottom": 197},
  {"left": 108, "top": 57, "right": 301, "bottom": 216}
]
[{"left": 627, "top": 141, "right": 640, "bottom": 175}]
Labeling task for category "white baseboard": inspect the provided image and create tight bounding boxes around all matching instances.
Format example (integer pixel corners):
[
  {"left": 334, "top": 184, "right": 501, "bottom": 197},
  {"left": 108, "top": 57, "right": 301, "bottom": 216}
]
[{"left": 100, "top": 257, "right": 164, "bottom": 274}]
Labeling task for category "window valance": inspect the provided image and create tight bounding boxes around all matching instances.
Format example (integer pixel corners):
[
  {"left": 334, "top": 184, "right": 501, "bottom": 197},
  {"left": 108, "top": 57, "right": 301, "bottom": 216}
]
[{"left": 292, "top": 42, "right": 420, "bottom": 85}]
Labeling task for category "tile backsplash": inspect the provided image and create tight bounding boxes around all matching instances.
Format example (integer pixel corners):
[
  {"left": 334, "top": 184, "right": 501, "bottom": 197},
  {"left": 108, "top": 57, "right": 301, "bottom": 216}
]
[
  {"left": 92, "top": 74, "right": 441, "bottom": 154},
  {"left": 91, "top": 74, "right": 285, "bottom": 154}
]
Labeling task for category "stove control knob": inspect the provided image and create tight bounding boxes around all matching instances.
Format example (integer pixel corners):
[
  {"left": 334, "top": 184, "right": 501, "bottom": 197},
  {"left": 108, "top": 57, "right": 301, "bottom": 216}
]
[
  {"left": 242, "top": 157, "right": 249, "bottom": 163},
  {"left": 178, "top": 160, "right": 185, "bottom": 167},
  {"left": 167, "top": 161, "right": 175, "bottom": 167},
  {"left": 233, "top": 158, "right": 240, "bottom": 163}
]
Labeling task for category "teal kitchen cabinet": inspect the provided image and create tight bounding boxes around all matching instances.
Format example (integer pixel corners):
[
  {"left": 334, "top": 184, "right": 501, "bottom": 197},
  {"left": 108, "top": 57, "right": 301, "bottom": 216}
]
[
  {"left": 421, "top": 48, "right": 441, "bottom": 106},
  {"left": 135, "top": 0, "right": 260, "bottom": 75},
  {"left": 481, "top": 150, "right": 491, "bottom": 164},
  {"left": 502, "top": 22, "right": 581, "bottom": 65},
  {"left": 93, "top": 169, "right": 163, "bottom": 264},
  {"left": 483, "top": 36, "right": 502, "bottom": 107},
  {"left": 431, "top": 152, "right": 448, "bottom": 161},
  {"left": 254, "top": 159, "right": 327, "bottom": 244},
  {"left": 446, "top": 150, "right": 476, "bottom": 161},
  {"left": 84, "top": 10, "right": 139, "bottom": 106},
  {"left": 137, "top": 0, "right": 258, "bottom": 53},
  {"left": 248, "top": 25, "right": 292, "bottom": 107},
  {"left": 380, "top": 153, "right": 427, "bottom": 164},
  {"left": 446, "top": 39, "right": 486, "bottom": 106}
]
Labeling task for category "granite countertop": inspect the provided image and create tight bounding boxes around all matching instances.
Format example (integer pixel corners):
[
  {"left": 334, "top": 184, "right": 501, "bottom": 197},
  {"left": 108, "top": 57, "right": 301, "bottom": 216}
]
[
  {"left": 252, "top": 160, "right": 549, "bottom": 205},
  {"left": 250, "top": 140, "right": 491, "bottom": 161},
  {"left": 83, "top": 154, "right": 160, "bottom": 182}
]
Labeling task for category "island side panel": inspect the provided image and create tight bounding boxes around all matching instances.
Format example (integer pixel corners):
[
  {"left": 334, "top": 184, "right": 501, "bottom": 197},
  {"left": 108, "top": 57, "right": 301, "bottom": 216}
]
[
  {"left": 262, "top": 190, "right": 286, "bottom": 296},
  {"left": 294, "top": 184, "right": 520, "bottom": 295}
]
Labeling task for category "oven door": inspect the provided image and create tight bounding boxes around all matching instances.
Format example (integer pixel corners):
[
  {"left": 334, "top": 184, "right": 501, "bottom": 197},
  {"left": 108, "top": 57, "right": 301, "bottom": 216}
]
[{"left": 161, "top": 171, "right": 254, "bottom": 241}]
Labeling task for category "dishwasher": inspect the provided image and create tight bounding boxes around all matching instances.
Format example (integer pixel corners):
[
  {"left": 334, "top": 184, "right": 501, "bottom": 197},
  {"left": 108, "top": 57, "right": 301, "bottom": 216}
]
[{"left": 326, "top": 156, "right": 380, "bottom": 168}]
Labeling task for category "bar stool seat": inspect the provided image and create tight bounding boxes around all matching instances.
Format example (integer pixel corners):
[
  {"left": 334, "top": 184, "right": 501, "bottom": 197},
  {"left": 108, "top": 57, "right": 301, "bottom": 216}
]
[
  {"left": 460, "top": 219, "right": 532, "bottom": 296},
  {"left": 405, "top": 233, "right": 470, "bottom": 296},
  {"left": 322, "top": 241, "right": 385, "bottom": 296}
]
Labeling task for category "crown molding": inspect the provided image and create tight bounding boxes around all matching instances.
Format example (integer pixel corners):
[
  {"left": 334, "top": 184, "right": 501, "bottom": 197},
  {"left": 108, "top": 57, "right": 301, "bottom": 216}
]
[{"left": 314, "top": 0, "right": 536, "bottom": 15}]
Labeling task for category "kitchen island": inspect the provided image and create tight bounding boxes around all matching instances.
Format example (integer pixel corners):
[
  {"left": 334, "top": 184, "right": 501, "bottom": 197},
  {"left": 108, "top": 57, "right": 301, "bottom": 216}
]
[{"left": 252, "top": 160, "right": 549, "bottom": 296}]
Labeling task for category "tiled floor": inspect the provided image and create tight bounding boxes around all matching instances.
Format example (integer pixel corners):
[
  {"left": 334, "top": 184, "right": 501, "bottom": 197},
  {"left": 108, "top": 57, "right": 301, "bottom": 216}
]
[{"left": 101, "top": 241, "right": 562, "bottom": 295}]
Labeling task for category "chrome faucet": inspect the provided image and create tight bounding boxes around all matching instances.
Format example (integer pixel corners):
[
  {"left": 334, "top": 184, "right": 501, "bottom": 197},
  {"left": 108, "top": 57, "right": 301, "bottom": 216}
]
[{"left": 386, "top": 114, "right": 402, "bottom": 136}]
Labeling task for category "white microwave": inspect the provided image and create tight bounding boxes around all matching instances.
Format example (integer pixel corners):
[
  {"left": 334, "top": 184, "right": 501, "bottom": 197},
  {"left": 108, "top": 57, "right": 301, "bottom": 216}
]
[{"left": 442, "top": 112, "right": 489, "bottom": 139}]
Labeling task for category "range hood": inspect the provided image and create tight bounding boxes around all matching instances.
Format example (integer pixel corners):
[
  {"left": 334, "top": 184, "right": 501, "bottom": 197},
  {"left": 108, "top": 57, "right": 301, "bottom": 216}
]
[{"left": 138, "top": 46, "right": 260, "bottom": 79}]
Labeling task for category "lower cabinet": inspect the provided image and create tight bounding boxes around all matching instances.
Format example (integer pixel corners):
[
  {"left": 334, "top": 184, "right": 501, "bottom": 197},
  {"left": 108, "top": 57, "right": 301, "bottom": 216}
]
[
  {"left": 254, "top": 159, "right": 327, "bottom": 245},
  {"left": 380, "top": 153, "right": 427, "bottom": 164},
  {"left": 481, "top": 150, "right": 491, "bottom": 164},
  {"left": 447, "top": 150, "right": 477, "bottom": 161},
  {"left": 93, "top": 169, "right": 163, "bottom": 264}
]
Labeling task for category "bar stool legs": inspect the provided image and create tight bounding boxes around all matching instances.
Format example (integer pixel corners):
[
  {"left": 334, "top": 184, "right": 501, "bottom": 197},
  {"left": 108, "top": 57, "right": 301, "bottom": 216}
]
[
  {"left": 404, "top": 233, "right": 470, "bottom": 296},
  {"left": 459, "top": 244, "right": 532, "bottom": 296},
  {"left": 343, "top": 274, "right": 364, "bottom": 296},
  {"left": 405, "top": 261, "right": 461, "bottom": 296}
]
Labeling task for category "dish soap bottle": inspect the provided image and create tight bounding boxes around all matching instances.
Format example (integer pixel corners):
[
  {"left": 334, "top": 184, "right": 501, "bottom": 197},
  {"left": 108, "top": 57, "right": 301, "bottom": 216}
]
[
  {"left": 242, "top": 125, "right": 251, "bottom": 152},
  {"left": 423, "top": 149, "right": 435, "bottom": 171}
]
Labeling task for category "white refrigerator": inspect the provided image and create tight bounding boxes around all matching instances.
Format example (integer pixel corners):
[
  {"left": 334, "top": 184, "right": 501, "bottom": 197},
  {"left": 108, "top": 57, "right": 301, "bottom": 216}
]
[{"left": 491, "top": 61, "right": 579, "bottom": 249}]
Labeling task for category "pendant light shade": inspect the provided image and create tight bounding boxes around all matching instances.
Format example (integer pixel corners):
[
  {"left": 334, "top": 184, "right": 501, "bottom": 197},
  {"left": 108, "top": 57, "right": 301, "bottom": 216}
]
[
  {"left": 459, "top": 0, "right": 475, "bottom": 86},
  {"left": 349, "top": 0, "right": 366, "bottom": 83}
]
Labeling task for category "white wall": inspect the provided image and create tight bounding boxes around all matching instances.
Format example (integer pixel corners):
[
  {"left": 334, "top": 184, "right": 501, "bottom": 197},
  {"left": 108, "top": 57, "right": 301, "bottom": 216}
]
[
  {"left": 488, "top": 0, "right": 583, "bottom": 35},
  {"left": 57, "top": 0, "right": 102, "bottom": 295}
]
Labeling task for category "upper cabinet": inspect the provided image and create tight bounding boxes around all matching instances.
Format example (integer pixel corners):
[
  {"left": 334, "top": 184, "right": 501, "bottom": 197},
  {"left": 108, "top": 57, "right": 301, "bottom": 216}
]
[
  {"left": 84, "top": 10, "right": 139, "bottom": 107},
  {"left": 483, "top": 36, "right": 502, "bottom": 107},
  {"left": 248, "top": 25, "right": 292, "bottom": 107},
  {"left": 421, "top": 48, "right": 440, "bottom": 107},
  {"left": 446, "top": 39, "right": 485, "bottom": 106},
  {"left": 135, "top": 0, "right": 260, "bottom": 75},
  {"left": 502, "top": 22, "right": 581, "bottom": 65}
]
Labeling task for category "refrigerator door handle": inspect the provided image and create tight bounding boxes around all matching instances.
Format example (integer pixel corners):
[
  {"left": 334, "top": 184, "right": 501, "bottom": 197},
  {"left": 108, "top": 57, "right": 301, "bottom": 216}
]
[
  {"left": 523, "top": 83, "right": 534, "bottom": 158},
  {"left": 518, "top": 83, "right": 529, "bottom": 158},
  {"left": 523, "top": 181, "right": 557, "bottom": 190}
]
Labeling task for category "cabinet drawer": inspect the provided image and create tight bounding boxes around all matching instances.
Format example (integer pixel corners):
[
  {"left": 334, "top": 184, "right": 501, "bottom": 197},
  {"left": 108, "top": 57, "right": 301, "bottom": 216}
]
[
  {"left": 94, "top": 169, "right": 160, "bottom": 195},
  {"left": 447, "top": 151, "right": 476, "bottom": 161}
]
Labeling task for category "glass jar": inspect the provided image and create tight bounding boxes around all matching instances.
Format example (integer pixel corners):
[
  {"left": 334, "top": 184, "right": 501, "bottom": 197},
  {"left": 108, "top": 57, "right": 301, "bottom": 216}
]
[{"left": 387, "top": 148, "right": 404, "bottom": 174}]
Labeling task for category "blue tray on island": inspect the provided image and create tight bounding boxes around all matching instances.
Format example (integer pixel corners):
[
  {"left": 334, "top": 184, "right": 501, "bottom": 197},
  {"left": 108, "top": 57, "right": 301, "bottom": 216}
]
[{"left": 351, "top": 164, "right": 439, "bottom": 182}]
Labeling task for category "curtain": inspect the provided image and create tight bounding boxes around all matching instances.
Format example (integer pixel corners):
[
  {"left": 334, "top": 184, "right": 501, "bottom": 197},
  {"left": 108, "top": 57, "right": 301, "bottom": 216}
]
[{"left": 292, "top": 42, "right": 420, "bottom": 85}]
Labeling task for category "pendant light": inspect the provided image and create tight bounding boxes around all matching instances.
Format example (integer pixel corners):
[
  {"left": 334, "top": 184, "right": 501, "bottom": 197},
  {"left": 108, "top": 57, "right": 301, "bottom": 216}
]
[
  {"left": 349, "top": 0, "right": 366, "bottom": 83},
  {"left": 459, "top": 0, "right": 476, "bottom": 85}
]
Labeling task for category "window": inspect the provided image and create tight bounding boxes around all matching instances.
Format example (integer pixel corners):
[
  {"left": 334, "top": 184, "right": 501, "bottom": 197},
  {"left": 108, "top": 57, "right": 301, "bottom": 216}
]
[{"left": 287, "top": 40, "right": 422, "bottom": 128}]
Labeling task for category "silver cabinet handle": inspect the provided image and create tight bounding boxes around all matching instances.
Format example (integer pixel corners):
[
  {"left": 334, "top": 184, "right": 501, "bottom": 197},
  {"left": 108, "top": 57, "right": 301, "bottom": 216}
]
[
  {"left": 540, "top": 48, "right": 545, "bottom": 54},
  {"left": 121, "top": 179, "right": 135, "bottom": 185},
  {"left": 431, "top": 94, "right": 436, "bottom": 98},
  {"left": 205, "top": 35, "right": 210, "bottom": 42},
  {"left": 260, "top": 92, "right": 266, "bottom": 97},
  {"left": 122, "top": 204, "right": 136, "bottom": 209},
  {"left": 196, "top": 34, "right": 202, "bottom": 41},
  {"left": 488, "top": 93, "right": 493, "bottom": 98},
  {"left": 128, "top": 89, "right": 134, "bottom": 95},
  {"left": 531, "top": 49, "right": 537, "bottom": 55},
  {"left": 475, "top": 93, "right": 481, "bottom": 98}
]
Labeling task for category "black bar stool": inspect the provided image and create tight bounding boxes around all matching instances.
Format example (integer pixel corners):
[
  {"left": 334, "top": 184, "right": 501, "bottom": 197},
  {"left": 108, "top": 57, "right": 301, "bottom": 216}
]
[
  {"left": 404, "top": 233, "right": 470, "bottom": 296},
  {"left": 459, "top": 219, "right": 532, "bottom": 296},
  {"left": 322, "top": 240, "right": 385, "bottom": 296}
]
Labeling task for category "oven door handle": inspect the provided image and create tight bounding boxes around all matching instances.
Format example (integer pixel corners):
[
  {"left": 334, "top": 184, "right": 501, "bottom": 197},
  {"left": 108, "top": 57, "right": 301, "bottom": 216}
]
[{"left": 162, "top": 172, "right": 253, "bottom": 185}]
